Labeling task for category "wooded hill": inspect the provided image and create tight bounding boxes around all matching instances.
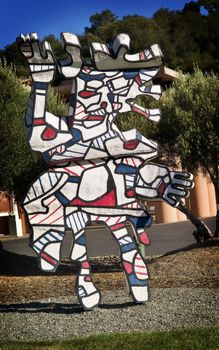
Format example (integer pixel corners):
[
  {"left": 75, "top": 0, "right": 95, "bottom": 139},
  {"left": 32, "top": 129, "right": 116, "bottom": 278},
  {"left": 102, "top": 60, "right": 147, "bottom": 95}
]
[{"left": 1, "top": 0, "right": 219, "bottom": 77}]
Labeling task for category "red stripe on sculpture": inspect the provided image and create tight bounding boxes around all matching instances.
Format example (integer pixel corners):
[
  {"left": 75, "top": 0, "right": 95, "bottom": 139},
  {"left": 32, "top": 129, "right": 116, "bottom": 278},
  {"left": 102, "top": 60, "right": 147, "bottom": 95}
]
[{"left": 70, "top": 189, "right": 116, "bottom": 207}]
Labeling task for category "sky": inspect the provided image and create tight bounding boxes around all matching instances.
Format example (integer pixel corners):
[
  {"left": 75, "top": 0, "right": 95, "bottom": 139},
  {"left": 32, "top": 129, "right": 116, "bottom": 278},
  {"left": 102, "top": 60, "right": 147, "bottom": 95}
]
[{"left": 0, "top": 0, "right": 197, "bottom": 49}]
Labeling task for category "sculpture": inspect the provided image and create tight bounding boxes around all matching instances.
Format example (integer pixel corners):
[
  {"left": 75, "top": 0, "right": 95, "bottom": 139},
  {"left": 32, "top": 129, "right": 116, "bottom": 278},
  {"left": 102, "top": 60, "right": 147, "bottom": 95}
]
[{"left": 17, "top": 33, "right": 194, "bottom": 310}]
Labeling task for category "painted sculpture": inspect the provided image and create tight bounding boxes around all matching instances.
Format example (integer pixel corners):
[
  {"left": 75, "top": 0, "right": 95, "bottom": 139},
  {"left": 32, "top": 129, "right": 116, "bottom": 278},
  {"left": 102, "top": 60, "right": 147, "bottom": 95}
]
[{"left": 17, "top": 33, "right": 194, "bottom": 310}]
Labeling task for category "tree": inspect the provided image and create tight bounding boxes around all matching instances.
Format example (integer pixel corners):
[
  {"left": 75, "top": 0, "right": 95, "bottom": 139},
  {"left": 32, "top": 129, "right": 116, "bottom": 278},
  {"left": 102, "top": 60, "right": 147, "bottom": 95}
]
[
  {"left": 0, "top": 60, "right": 67, "bottom": 200},
  {"left": 198, "top": 0, "right": 219, "bottom": 69},
  {"left": 198, "top": 0, "right": 219, "bottom": 15},
  {"left": 0, "top": 41, "right": 29, "bottom": 77},
  {"left": 153, "top": 4, "right": 217, "bottom": 72},
  {"left": 155, "top": 68, "right": 219, "bottom": 236},
  {"left": 183, "top": 1, "right": 201, "bottom": 13},
  {"left": 85, "top": 10, "right": 118, "bottom": 34}
]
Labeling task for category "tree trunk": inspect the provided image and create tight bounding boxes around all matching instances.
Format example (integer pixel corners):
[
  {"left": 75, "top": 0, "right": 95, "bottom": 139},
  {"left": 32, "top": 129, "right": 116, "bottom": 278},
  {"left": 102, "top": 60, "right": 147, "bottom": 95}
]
[
  {"left": 211, "top": 175, "right": 219, "bottom": 237},
  {"left": 177, "top": 200, "right": 213, "bottom": 242},
  {"left": 214, "top": 208, "right": 219, "bottom": 238}
]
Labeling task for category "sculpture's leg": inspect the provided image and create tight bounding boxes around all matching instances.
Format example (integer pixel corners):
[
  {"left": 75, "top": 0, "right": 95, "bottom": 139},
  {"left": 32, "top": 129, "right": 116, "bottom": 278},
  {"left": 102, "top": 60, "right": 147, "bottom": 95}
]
[
  {"left": 107, "top": 217, "right": 149, "bottom": 303},
  {"left": 26, "top": 191, "right": 66, "bottom": 272},
  {"left": 23, "top": 170, "right": 69, "bottom": 272},
  {"left": 31, "top": 225, "right": 65, "bottom": 272},
  {"left": 66, "top": 210, "right": 101, "bottom": 310}
]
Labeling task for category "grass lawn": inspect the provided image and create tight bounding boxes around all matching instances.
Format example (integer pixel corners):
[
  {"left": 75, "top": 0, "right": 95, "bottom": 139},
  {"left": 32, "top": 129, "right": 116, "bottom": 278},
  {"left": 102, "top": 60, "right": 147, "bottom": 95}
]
[{"left": 0, "top": 326, "right": 218, "bottom": 350}]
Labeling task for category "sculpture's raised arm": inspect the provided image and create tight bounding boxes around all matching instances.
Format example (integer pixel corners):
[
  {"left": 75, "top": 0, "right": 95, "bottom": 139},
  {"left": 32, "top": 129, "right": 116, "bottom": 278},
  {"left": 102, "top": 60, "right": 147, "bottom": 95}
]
[{"left": 17, "top": 33, "right": 74, "bottom": 159}]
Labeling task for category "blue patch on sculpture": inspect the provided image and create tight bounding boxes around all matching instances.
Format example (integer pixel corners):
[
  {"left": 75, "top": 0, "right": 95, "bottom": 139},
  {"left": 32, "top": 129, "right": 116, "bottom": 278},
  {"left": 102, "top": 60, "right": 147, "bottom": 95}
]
[
  {"left": 115, "top": 164, "right": 137, "bottom": 175},
  {"left": 129, "top": 215, "right": 152, "bottom": 229}
]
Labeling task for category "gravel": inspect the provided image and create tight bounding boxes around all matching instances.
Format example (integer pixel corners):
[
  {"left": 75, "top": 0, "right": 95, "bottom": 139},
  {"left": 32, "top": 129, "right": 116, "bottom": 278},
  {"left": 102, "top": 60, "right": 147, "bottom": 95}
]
[{"left": 0, "top": 288, "right": 218, "bottom": 341}]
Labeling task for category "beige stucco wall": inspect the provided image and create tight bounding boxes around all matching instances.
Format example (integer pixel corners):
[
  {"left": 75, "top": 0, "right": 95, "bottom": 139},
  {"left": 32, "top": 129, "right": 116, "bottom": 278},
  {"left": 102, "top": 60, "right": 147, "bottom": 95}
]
[
  {"left": 207, "top": 180, "right": 217, "bottom": 216},
  {"left": 189, "top": 172, "right": 216, "bottom": 218}
]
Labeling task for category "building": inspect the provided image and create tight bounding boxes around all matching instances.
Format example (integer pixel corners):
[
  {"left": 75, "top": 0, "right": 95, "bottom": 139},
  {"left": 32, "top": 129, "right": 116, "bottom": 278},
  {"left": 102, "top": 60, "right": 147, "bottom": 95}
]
[{"left": 0, "top": 192, "right": 27, "bottom": 236}]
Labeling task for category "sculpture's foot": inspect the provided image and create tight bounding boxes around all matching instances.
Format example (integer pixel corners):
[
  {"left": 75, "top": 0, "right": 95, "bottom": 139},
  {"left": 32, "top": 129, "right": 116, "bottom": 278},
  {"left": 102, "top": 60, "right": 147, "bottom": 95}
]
[
  {"left": 137, "top": 229, "right": 150, "bottom": 245},
  {"left": 71, "top": 242, "right": 87, "bottom": 261},
  {"left": 38, "top": 242, "right": 62, "bottom": 272},
  {"left": 122, "top": 250, "right": 149, "bottom": 303},
  {"left": 129, "top": 215, "right": 152, "bottom": 246},
  {"left": 77, "top": 261, "right": 101, "bottom": 310},
  {"left": 32, "top": 229, "right": 64, "bottom": 272}
]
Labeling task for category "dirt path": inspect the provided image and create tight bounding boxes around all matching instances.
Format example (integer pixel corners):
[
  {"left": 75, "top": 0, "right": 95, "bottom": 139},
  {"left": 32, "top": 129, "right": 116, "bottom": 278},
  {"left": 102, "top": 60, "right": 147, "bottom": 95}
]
[{"left": 0, "top": 240, "right": 218, "bottom": 304}]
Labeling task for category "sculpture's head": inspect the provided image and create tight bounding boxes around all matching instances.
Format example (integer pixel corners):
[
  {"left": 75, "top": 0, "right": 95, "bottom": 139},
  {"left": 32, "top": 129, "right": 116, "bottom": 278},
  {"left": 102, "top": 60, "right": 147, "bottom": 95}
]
[
  {"left": 61, "top": 33, "right": 163, "bottom": 124},
  {"left": 75, "top": 66, "right": 162, "bottom": 119},
  {"left": 17, "top": 32, "right": 163, "bottom": 151}
]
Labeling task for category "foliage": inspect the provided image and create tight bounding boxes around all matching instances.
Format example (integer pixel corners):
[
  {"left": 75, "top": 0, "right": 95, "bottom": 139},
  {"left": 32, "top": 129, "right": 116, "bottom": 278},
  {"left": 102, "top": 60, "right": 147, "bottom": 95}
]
[
  {"left": 43, "top": 34, "right": 63, "bottom": 60},
  {"left": 155, "top": 68, "right": 219, "bottom": 206},
  {"left": 0, "top": 61, "right": 67, "bottom": 200},
  {"left": 115, "top": 95, "right": 156, "bottom": 139},
  {"left": 198, "top": 0, "right": 219, "bottom": 15},
  {"left": 85, "top": 9, "right": 118, "bottom": 34},
  {"left": 159, "top": 69, "right": 219, "bottom": 166},
  {"left": 0, "top": 41, "right": 29, "bottom": 77},
  {"left": 0, "top": 327, "right": 218, "bottom": 350},
  {"left": 47, "top": 85, "right": 68, "bottom": 116},
  {"left": 158, "top": 67, "right": 218, "bottom": 239}
]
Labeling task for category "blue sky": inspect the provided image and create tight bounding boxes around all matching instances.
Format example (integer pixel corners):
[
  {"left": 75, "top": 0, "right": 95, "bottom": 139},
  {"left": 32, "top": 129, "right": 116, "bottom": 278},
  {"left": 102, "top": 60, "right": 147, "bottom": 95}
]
[{"left": 0, "top": 0, "right": 196, "bottom": 49}]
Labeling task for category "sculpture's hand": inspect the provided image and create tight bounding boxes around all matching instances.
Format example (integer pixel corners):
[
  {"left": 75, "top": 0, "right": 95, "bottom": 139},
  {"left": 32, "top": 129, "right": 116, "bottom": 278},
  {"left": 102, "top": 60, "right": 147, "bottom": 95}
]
[
  {"left": 91, "top": 33, "right": 163, "bottom": 70},
  {"left": 58, "top": 32, "right": 82, "bottom": 78},
  {"left": 161, "top": 172, "right": 194, "bottom": 207},
  {"left": 17, "top": 33, "right": 55, "bottom": 83}
]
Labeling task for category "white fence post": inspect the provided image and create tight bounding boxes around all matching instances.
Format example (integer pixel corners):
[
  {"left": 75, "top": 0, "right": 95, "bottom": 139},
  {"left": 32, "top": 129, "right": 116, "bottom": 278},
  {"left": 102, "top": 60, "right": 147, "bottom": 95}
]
[{"left": 12, "top": 196, "right": 23, "bottom": 237}]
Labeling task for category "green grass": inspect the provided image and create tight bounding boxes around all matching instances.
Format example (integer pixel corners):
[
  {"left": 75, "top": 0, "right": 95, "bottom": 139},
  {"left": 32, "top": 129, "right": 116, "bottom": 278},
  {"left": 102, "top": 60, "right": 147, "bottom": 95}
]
[{"left": 0, "top": 326, "right": 218, "bottom": 350}]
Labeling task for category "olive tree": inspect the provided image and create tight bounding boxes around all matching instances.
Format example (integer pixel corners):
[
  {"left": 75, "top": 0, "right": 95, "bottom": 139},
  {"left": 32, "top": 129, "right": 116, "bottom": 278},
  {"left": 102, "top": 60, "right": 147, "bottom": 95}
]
[
  {"left": 156, "top": 68, "right": 219, "bottom": 237},
  {"left": 0, "top": 61, "right": 67, "bottom": 200}
]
